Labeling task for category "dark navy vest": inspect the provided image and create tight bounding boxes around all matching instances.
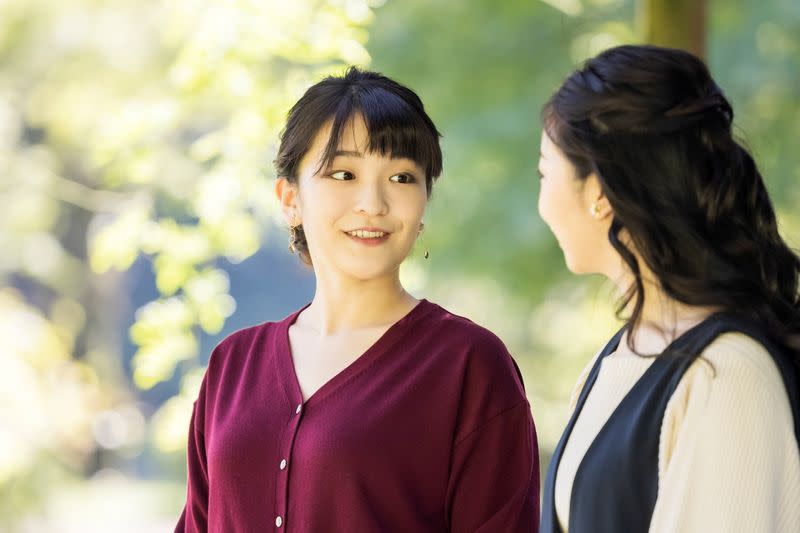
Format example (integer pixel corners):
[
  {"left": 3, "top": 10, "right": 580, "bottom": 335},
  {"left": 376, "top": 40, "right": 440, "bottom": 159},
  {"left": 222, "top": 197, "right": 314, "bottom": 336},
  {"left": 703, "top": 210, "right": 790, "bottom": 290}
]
[{"left": 540, "top": 313, "right": 800, "bottom": 533}]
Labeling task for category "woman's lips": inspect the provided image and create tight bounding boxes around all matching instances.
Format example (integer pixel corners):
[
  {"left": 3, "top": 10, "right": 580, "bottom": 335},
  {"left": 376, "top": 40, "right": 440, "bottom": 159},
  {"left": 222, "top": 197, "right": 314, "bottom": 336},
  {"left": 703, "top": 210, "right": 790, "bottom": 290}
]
[{"left": 344, "top": 228, "right": 391, "bottom": 246}]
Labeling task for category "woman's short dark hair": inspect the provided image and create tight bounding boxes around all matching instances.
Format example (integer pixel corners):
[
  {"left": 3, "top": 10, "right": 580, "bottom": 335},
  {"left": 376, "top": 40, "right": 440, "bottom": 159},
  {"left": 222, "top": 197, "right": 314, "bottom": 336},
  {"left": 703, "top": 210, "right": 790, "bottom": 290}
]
[
  {"left": 542, "top": 44, "right": 800, "bottom": 356},
  {"left": 274, "top": 67, "right": 443, "bottom": 264}
]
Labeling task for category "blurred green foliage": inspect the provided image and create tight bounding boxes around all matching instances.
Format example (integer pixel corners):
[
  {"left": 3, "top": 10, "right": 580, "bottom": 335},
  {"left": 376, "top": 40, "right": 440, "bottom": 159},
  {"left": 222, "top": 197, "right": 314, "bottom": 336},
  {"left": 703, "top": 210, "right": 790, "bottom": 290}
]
[
  {"left": 1, "top": 0, "right": 377, "bottom": 528},
  {"left": 1, "top": 0, "right": 798, "bottom": 528}
]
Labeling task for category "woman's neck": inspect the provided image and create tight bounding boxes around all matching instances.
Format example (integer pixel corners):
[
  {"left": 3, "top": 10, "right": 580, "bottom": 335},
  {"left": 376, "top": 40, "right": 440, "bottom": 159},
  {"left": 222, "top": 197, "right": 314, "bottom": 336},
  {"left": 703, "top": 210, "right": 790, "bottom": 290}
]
[
  {"left": 626, "top": 285, "right": 718, "bottom": 354},
  {"left": 299, "top": 270, "right": 419, "bottom": 336},
  {"left": 611, "top": 253, "right": 719, "bottom": 353}
]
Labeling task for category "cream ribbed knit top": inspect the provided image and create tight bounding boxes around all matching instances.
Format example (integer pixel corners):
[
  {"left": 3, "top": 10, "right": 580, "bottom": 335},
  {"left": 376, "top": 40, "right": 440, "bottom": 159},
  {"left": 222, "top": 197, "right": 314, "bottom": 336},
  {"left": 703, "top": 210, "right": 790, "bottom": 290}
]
[{"left": 554, "top": 332, "right": 800, "bottom": 532}]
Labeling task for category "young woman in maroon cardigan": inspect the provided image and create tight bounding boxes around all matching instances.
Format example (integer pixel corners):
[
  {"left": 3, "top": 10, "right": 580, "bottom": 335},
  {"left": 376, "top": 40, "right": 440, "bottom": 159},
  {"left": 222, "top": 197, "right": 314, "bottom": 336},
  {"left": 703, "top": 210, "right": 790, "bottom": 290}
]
[{"left": 175, "top": 68, "right": 540, "bottom": 532}]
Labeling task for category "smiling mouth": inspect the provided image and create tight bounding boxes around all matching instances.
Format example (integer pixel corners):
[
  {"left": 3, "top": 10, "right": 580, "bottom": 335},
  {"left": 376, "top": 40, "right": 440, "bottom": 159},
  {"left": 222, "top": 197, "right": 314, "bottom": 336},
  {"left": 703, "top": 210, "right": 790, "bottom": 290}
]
[
  {"left": 346, "top": 229, "right": 388, "bottom": 239},
  {"left": 344, "top": 229, "right": 391, "bottom": 245}
]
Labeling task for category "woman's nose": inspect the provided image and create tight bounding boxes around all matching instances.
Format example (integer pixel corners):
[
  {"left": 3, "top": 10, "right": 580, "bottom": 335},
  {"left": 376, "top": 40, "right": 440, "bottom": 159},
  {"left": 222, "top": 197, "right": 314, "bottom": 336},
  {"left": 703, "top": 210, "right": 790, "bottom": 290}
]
[{"left": 354, "top": 181, "right": 389, "bottom": 216}]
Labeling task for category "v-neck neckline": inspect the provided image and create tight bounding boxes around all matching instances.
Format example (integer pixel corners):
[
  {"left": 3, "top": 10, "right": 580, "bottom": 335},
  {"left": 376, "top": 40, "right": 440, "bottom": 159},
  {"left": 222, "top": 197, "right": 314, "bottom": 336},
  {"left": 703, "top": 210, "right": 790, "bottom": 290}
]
[
  {"left": 276, "top": 299, "right": 435, "bottom": 408},
  {"left": 546, "top": 312, "right": 728, "bottom": 530}
]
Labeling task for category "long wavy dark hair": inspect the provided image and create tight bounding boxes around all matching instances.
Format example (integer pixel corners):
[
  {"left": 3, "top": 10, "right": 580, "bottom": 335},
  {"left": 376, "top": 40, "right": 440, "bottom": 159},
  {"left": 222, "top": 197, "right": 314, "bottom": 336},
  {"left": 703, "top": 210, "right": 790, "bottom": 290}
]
[{"left": 542, "top": 44, "right": 800, "bottom": 359}]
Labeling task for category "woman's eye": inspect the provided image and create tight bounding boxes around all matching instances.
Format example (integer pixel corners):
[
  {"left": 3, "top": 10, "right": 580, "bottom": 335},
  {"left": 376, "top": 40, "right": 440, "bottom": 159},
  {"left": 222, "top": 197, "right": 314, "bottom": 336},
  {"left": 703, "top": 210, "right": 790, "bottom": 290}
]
[
  {"left": 329, "top": 170, "right": 354, "bottom": 181},
  {"left": 390, "top": 173, "right": 417, "bottom": 184}
]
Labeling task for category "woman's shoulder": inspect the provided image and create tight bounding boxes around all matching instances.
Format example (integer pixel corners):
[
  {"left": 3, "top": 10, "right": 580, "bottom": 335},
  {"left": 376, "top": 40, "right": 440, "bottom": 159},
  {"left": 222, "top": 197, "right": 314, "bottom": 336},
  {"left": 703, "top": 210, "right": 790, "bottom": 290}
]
[
  {"left": 658, "top": 331, "right": 799, "bottom": 482},
  {"left": 663, "top": 331, "right": 794, "bottom": 437},
  {"left": 215, "top": 319, "right": 282, "bottom": 352},
  {"left": 206, "top": 308, "right": 301, "bottom": 371},
  {"left": 424, "top": 300, "right": 514, "bottom": 357},
  {"left": 428, "top": 302, "right": 508, "bottom": 352},
  {"left": 422, "top": 302, "right": 531, "bottom": 438},
  {"left": 423, "top": 300, "right": 525, "bottom": 390},
  {"left": 692, "top": 331, "right": 788, "bottom": 393}
]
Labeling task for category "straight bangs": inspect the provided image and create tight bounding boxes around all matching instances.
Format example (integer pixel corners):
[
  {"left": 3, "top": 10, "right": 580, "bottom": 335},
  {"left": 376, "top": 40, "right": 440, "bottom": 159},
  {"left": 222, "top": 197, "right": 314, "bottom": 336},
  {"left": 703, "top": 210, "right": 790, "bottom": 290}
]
[{"left": 319, "top": 89, "right": 443, "bottom": 194}]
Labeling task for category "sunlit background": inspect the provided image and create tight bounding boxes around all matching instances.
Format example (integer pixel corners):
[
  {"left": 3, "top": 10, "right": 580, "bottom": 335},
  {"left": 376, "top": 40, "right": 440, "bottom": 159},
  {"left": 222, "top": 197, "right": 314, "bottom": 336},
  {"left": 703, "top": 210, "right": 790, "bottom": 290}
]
[{"left": 1, "top": 0, "right": 798, "bottom": 531}]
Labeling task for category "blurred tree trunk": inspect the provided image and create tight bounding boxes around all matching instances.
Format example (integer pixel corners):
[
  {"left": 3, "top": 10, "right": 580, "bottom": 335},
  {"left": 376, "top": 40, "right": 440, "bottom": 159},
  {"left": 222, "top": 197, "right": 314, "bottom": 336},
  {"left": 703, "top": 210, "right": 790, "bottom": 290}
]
[{"left": 637, "top": 0, "right": 707, "bottom": 59}]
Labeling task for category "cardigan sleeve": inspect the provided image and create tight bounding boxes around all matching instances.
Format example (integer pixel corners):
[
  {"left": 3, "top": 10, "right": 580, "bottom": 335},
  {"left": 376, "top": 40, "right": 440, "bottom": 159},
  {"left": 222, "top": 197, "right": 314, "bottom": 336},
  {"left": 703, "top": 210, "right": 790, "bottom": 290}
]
[
  {"left": 649, "top": 334, "right": 800, "bottom": 532},
  {"left": 445, "top": 400, "right": 539, "bottom": 532},
  {"left": 175, "top": 383, "right": 210, "bottom": 533},
  {"left": 442, "top": 328, "right": 540, "bottom": 533}
]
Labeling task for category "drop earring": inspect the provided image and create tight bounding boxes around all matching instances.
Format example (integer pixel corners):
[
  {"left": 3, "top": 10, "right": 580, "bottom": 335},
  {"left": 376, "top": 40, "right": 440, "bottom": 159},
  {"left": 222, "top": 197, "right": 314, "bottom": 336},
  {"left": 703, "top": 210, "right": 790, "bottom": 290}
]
[
  {"left": 288, "top": 226, "right": 297, "bottom": 254},
  {"left": 288, "top": 214, "right": 300, "bottom": 254},
  {"left": 419, "top": 221, "right": 429, "bottom": 259}
]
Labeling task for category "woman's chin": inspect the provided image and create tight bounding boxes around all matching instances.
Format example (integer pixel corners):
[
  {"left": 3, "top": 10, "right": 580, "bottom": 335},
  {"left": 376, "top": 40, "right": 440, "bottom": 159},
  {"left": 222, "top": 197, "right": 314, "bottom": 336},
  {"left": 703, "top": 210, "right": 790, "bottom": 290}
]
[
  {"left": 563, "top": 254, "right": 600, "bottom": 276},
  {"left": 337, "top": 258, "right": 403, "bottom": 282}
]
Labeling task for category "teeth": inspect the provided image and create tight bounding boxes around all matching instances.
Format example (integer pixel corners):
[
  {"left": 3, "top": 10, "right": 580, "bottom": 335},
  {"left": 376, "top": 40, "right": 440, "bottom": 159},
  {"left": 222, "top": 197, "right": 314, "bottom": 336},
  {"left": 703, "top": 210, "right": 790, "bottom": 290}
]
[{"left": 348, "top": 230, "right": 386, "bottom": 239}]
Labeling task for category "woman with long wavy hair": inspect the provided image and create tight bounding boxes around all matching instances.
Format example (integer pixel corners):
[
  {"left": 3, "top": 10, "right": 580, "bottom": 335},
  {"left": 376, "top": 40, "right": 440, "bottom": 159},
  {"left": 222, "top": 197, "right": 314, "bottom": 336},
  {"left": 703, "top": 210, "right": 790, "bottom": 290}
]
[{"left": 537, "top": 45, "right": 800, "bottom": 532}]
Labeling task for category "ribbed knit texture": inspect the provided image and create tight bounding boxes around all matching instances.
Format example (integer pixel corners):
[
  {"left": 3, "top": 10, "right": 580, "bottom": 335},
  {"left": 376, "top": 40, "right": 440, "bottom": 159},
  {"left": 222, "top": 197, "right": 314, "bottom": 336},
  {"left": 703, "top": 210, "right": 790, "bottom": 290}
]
[{"left": 555, "top": 332, "right": 800, "bottom": 532}]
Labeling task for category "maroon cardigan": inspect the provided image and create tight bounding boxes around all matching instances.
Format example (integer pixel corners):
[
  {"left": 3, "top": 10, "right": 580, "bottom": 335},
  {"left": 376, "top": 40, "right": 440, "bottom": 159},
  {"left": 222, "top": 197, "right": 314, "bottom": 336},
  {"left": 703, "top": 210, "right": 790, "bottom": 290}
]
[{"left": 175, "top": 299, "right": 539, "bottom": 532}]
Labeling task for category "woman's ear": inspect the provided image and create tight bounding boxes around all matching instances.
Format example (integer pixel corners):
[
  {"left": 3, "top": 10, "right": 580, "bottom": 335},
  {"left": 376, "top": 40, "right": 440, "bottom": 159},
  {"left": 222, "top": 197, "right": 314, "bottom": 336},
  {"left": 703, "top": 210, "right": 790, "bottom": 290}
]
[
  {"left": 583, "top": 172, "right": 613, "bottom": 220},
  {"left": 275, "top": 177, "right": 300, "bottom": 226}
]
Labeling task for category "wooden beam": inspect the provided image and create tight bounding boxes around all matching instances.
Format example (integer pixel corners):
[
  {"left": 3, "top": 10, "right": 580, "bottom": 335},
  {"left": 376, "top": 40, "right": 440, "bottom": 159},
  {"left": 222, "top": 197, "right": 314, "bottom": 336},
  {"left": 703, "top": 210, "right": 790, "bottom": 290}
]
[{"left": 637, "top": 0, "right": 707, "bottom": 59}]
